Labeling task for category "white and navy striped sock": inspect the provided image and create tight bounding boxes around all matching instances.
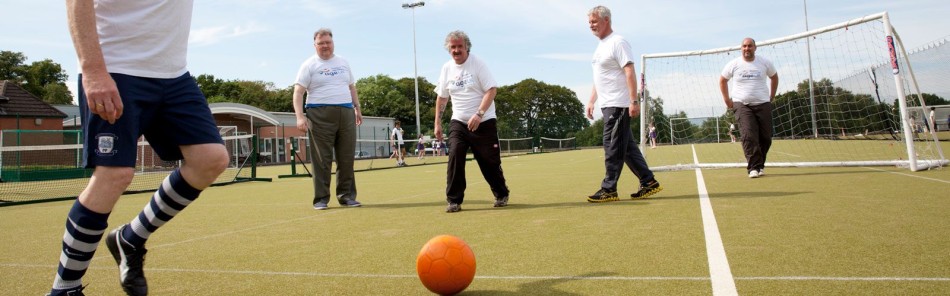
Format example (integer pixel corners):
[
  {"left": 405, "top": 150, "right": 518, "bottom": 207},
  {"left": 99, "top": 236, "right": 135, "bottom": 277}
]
[
  {"left": 51, "top": 200, "right": 109, "bottom": 291},
  {"left": 122, "top": 169, "right": 201, "bottom": 247}
]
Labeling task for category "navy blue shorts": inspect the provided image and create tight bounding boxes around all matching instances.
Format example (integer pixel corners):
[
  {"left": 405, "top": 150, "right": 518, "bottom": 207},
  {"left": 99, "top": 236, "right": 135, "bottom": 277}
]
[{"left": 79, "top": 72, "right": 223, "bottom": 168}]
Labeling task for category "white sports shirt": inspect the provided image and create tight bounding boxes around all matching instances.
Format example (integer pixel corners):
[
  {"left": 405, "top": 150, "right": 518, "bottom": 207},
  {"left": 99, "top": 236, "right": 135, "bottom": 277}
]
[
  {"left": 591, "top": 33, "right": 636, "bottom": 108},
  {"left": 434, "top": 54, "right": 497, "bottom": 122},
  {"left": 294, "top": 55, "right": 355, "bottom": 105},
  {"left": 721, "top": 56, "right": 777, "bottom": 106},
  {"left": 94, "top": 0, "right": 193, "bottom": 78}
]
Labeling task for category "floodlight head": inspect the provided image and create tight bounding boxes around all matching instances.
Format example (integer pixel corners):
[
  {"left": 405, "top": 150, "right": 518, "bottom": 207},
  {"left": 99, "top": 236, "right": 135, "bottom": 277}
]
[{"left": 402, "top": 1, "right": 424, "bottom": 9}]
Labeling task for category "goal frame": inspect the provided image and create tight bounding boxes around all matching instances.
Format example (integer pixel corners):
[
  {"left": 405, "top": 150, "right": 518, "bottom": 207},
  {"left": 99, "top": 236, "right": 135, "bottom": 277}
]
[{"left": 639, "top": 11, "right": 947, "bottom": 171}]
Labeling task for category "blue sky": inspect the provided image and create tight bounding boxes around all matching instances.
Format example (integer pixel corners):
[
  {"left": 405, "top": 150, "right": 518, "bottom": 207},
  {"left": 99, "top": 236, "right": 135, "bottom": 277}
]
[{"left": 2, "top": 0, "right": 948, "bottom": 117}]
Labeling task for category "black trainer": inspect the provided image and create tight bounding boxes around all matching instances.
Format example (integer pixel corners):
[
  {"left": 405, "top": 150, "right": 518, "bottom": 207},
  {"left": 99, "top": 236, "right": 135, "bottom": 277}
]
[
  {"left": 493, "top": 196, "right": 509, "bottom": 208},
  {"left": 47, "top": 285, "right": 85, "bottom": 296},
  {"left": 587, "top": 188, "right": 619, "bottom": 203},
  {"left": 106, "top": 225, "right": 148, "bottom": 296},
  {"left": 446, "top": 203, "right": 461, "bottom": 213},
  {"left": 631, "top": 180, "right": 663, "bottom": 199}
]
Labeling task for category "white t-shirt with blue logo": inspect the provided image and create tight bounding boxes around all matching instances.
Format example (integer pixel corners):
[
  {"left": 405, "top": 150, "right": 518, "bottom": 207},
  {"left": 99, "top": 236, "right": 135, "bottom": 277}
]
[
  {"left": 721, "top": 56, "right": 777, "bottom": 106},
  {"left": 434, "top": 54, "right": 497, "bottom": 122},
  {"left": 295, "top": 55, "right": 355, "bottom": 105}
]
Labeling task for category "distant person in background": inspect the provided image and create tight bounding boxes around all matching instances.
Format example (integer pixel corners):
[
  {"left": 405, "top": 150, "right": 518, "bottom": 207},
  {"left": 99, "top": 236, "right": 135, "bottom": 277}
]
[
  {"left": 929, "top": 107, "right": 936, "bottom": 132},
  {"left": 946, "top": 113, "right": 949, "bottom": 132},
  {"left": 648, "top": 123, "right": 657, "bottom": 148},
  {"left": 391, "top": 120, "right": 406, "bottom": 166},
  {"left": 293, "top": 28, "right": 363, "bottom": 210},
  {"left": 585, "top": 5, "right": 662, "bottom": 203},
  {"left": 720, "top": 37, "right": 779, "bottom": 179},
  {"left": 432, "top": 139, "right": 442, "bottom": 156},
  {"left": 51, "top": 1, "right": 230, "bottom": 295},
  {"left": 434, "top": 30, "right": 510, "bottom": 213},
  {"left": 417, "top": 134, "right": 426, "bottom": 159}
]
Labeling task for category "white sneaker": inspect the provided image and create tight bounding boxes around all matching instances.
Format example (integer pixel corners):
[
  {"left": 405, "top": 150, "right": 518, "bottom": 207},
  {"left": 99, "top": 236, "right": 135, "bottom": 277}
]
[
  {"left": 748, "top": 170, "right": 760, "bottom": 178},
  {"left": 757, "top": 169, "right": 765, "bottom": 176}
]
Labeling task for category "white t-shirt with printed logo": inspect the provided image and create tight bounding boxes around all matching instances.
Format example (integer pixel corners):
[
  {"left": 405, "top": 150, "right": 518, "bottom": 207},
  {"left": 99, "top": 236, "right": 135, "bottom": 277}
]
[
  {"left": 592, "top": 33, "right": 636, "bottom": 108},
  {"left": 721, "top": 56, "right": 777, "bottom": 106},
  {"left": 434, "top": 54, "right": 497, "bottom": 122},
  {"left": 294, "top": 55, "right": 355, "bottom": 105}
]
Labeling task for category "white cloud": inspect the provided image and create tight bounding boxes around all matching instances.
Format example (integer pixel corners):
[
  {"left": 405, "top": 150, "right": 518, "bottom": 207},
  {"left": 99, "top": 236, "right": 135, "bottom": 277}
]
[{"left": 189, "top": 22, "right": 268, "bottom": 47}]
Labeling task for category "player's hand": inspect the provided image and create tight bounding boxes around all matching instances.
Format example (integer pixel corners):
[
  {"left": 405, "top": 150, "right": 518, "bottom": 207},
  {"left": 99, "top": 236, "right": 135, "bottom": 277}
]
[
  {"left": 434, "top": 124, "right": 443, "bottom": 142},
  {"left": 629, "top": 103, "right": 640, "bottom": 118},
  {"left": 83, "top": 72, "right": 122, "bottom": 124},
  {"left": 295, "top": 116, "right": 308, "bottom": 132},
  {"left": 467, "top": 115, "right": 481, "bottom": 132},
  {"left": 585, "top": 105, "right": 594, "bottom": 120},
  {"left": 354, "top": 109, "right": 363, "bottom": 126}
]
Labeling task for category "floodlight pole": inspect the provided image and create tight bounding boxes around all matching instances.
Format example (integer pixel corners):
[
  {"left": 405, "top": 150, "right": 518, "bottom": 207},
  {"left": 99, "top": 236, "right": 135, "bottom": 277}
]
[{"left": 402, "top": 1, "right": 425, "bottom": 138}]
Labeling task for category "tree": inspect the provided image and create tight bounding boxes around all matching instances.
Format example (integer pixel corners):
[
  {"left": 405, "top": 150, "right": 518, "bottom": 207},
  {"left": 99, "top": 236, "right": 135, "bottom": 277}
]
[
  {"left": 355, "top": 74, "right": 436, "bottom": 138},
  {"left": 574, "top": 118, "right": 604, "bottom": 146},
  {"left": 0, "top": 51, "right": 27, "bottom": 82},
  {"left": 195, "top": 74, "right": 294, "bottom": 112},
  {"left": 495, "top": 79, "right": 588, "bottom": 139},
  {"left": 906, "top": 93, "right": 950, "bottom": 107},
  {"left": 773, "top": 78, "right": 890, "bottom": 138},
  {"left": 0, "top": 51, "right": 74, "bottom": 104}
]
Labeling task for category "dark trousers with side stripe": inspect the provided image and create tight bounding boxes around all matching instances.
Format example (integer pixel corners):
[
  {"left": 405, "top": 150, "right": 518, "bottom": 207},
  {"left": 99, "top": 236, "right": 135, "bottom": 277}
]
[
  {"left": 734, "top": 102, "right": 773, "bottom": 172},
  {"left": 446, "top": 119, "right": 509, "bottom": 205},
  {"left": 600, "top": 107, "right": 655, "bottom": 191}
]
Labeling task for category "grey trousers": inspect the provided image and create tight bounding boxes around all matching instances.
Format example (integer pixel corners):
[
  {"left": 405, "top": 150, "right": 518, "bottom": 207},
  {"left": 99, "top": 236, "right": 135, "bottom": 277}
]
[
  {"left": 734, "top": 102, "right": 773, "bottom": 172},
  {"left": 306, "top": 106, "right": 357, "bottom": 205}
]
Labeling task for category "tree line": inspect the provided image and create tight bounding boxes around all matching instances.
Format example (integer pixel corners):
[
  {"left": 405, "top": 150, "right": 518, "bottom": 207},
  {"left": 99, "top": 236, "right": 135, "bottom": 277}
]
[
  {"left": 646, "top": 78, "right": 949, "bottom": 144},
  {"left": 13, "top": 49, "right": 940, "bottom": 147},
  {"left": 0, "top": 51, "right": 73, "bottom": 104}
]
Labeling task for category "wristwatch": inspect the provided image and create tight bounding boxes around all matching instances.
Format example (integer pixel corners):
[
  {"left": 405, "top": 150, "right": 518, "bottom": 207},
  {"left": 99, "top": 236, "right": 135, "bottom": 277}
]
[{"left": 476, "top": 110, "right": 485, "bottom": 117}]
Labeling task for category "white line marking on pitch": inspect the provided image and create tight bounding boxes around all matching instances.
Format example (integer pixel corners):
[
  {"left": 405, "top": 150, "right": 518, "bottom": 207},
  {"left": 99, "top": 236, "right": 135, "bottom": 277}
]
[
  {"left": 7, "top": 263, "right": 948, "bottom": 282},
  {"left": 863, "top": 167, "right": 950, "bottom": 184},
  {"left": 692, "top": 144, "right": 739, "bottom": 296},
  {"left": 773, "top": 151, "right": 802, "bottom": 158}
]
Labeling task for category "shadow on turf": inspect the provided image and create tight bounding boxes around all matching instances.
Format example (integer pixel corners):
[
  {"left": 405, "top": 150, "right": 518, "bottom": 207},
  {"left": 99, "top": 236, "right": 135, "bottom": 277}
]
[
  {"left": 367, "top": 199, "right": 656, "bottom": 211},
  {"left": 460, "top": 272, "right": 615, "bottom": 296}
]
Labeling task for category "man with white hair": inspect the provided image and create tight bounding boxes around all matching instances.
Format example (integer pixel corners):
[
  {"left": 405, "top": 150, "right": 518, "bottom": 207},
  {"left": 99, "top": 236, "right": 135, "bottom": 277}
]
[
  {"left": 434, "top": 30, "right": 510, "bottom": 213},
  {"left": 585, "top": 5, "right": 663, "bottom": 203}
]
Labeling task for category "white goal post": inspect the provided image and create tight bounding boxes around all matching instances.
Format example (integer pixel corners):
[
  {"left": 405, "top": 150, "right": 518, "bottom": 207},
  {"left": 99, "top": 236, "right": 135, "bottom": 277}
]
[{"left": 639, "top": 11, "right": 947, "bottom": 171}]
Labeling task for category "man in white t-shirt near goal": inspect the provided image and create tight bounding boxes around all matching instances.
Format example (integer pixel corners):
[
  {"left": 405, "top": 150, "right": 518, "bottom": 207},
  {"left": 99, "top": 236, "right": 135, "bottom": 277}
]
[{"left": 720, "top": 37, "right": 779, "bottom": 179}]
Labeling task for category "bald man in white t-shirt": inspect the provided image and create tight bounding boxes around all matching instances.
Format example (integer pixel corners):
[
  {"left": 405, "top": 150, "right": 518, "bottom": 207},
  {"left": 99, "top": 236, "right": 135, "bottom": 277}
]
[{"left": 720, "top": 37, "right": 779, "bottom": 179}]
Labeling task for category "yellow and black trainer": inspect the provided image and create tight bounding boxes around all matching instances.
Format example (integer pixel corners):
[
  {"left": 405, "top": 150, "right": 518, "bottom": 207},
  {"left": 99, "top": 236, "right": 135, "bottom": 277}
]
[
  {"left": 631, "top": 180, "right": 662, "bottom": 199},
  {"left": 587, "top": 188, "right": 619, "bottom": 203}
]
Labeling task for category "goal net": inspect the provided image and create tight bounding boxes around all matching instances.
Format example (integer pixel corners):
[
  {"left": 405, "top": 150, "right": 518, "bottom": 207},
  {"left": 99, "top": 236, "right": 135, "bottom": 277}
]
[
  {"left": 640, "top": 12, "right": 947, "bottom": 171},
  {"left": 0, "top": 130, "right": 258, "bottom": 204}
]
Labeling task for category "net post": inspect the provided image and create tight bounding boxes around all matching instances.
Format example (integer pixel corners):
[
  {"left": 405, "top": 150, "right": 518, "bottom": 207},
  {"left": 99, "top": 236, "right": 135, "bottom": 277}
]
[{"left": 883, "top": 13, "right": 918, "bottom": 171}]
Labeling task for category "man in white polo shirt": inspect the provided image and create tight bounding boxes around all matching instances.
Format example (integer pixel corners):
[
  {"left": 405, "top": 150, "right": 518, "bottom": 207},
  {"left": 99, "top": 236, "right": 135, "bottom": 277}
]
[
  {"left": 434, "top": 30, "right": 510, "bottom": 213},
  {"left": 586, "top": 5, "right": 662, "bottom": 203},
  {"left": 719, "top": 37, "right": 779, "bottom": 178}
]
